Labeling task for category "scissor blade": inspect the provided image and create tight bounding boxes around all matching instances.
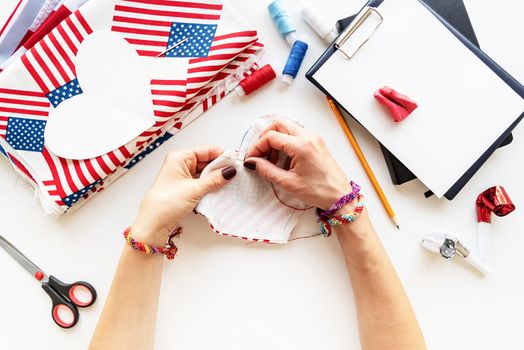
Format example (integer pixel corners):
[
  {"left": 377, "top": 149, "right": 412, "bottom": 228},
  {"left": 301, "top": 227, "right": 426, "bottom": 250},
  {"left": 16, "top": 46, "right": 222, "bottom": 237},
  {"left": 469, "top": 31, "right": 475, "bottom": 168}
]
[{"left": 0, "top": 234, "right": 43, "bottom": 279}]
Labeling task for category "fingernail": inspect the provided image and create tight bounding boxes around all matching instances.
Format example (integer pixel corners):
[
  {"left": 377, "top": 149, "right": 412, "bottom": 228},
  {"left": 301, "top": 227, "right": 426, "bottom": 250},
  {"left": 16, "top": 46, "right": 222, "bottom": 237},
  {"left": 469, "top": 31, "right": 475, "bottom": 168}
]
[
  {"left": 222, "top": 166, "right": 237, "bottom": 180},
  {"left": 243, "top": 161, "right": 256, "bottom": 170}
]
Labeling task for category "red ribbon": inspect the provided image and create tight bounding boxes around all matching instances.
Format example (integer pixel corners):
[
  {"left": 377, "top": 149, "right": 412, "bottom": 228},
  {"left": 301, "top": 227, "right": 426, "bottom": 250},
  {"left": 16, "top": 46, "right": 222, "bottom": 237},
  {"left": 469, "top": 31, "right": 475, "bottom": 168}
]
[{"left": 476, "top": 186, "right": 515, "bottom": 223}]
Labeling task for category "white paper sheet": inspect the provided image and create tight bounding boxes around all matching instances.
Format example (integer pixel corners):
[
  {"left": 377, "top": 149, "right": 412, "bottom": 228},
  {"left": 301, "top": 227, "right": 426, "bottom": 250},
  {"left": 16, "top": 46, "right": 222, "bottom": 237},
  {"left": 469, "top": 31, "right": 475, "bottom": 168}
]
[{"left": 314, "top": 0, "right": 524, "bottom": 198}]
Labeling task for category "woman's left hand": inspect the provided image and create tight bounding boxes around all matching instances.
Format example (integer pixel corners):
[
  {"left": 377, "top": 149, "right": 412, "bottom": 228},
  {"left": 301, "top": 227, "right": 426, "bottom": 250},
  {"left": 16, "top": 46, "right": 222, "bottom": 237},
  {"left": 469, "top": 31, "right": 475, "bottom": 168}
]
[{"left": 131, "top": 145, "right": 236, "bottom": 246}]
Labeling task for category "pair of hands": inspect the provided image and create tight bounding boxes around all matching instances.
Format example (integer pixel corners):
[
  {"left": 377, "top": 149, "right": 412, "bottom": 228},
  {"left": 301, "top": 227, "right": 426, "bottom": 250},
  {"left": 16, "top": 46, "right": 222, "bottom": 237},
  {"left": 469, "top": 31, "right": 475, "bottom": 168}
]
[{"left": 132, "top": 118, "right": 351, "bottom": 245}]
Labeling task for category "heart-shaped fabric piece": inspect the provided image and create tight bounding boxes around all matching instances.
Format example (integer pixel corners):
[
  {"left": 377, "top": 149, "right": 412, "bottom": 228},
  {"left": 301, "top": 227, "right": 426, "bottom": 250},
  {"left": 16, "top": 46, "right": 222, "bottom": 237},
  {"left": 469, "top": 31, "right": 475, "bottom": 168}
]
[
  {"left": 196, "top": 115, "right": 309, "bottom": 243},
  {"left": 44, "top": 31, "right": 156, "bottom": 160}
]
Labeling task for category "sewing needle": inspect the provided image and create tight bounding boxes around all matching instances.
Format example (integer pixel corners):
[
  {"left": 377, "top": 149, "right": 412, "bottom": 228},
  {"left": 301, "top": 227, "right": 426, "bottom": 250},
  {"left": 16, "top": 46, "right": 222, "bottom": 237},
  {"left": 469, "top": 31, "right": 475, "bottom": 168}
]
[{"left": 156, "top": 37, "right": 189, "bottom": 58}]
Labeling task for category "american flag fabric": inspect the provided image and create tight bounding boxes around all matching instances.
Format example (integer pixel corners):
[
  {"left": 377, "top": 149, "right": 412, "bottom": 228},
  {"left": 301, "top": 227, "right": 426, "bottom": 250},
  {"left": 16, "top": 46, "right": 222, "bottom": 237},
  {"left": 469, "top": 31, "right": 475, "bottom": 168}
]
[
  {"left": 0, "top": 0, "right": 264, "bottom": 215},
  {"left": 1, "top": 0, "right": 89, "bottom": 72},
  {"left": 111, "top": 0, "right": 223, "bottom": 57},
  {"left": 21, "top": 10, "right": 92, "bottom": 106}
]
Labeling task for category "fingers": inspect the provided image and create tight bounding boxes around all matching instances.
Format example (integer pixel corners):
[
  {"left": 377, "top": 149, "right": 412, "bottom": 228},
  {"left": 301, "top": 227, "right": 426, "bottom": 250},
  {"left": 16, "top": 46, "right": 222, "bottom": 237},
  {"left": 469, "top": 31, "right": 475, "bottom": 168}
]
[
  {"left": 247, "top": 130, "right": 302, "bottom": 159},
  {"left": 194, "top": 166, "right": 236, "bottom": 197},
  {"left": 166, "top": 145, "right": 224, "bottom": 177},
  {"left": 261, "top": 117, "right": 306, "bottom": 137},
  {"left": 243, "top": 157, "right": 292, "bottom": 187},
  {"left": 192, "top": 145, "right": 224, "bottom": 163}
]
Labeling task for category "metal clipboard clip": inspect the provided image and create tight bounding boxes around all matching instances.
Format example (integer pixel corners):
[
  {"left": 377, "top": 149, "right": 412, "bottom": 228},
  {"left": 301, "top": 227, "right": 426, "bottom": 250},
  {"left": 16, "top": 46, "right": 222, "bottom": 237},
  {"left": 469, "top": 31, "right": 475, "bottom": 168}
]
[{"left": 334, "top": 6, "right": 383, "bottom": 60}]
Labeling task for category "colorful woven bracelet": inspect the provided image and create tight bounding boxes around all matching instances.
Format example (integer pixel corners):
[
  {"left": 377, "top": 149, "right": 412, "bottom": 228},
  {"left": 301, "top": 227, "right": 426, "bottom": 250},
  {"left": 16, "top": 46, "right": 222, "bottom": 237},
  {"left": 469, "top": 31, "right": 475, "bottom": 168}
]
[
  {"left": 320, "top": 194, "right": 365, "bottom": 237},
  {"left": 316, "top": 181, "right": 361, "bottom": 220},
  {"left": 123, "top": 227, "right": 181, "bottom": 260}
]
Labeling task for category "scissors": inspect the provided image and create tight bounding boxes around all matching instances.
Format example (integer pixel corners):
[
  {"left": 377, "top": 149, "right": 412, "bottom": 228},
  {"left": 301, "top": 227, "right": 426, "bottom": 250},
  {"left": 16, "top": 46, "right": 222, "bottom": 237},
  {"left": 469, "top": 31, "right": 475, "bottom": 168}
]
[{"left": 0, "top": 234, "right": 97, "bottom": 328}]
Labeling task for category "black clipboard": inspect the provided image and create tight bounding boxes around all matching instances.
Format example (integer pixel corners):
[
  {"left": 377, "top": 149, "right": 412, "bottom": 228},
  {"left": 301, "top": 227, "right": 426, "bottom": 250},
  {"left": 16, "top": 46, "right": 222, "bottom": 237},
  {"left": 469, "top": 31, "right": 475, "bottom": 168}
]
[{"left": 306, "top": 0, "right": 524, "bottom": 200}]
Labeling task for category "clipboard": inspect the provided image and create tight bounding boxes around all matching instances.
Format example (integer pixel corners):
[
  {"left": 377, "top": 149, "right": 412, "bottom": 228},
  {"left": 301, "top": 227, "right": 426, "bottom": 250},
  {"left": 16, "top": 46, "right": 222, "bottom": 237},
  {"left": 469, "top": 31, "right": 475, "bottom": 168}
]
[{"left": 306, "top": 0, "right": 524, "bottom": 200}]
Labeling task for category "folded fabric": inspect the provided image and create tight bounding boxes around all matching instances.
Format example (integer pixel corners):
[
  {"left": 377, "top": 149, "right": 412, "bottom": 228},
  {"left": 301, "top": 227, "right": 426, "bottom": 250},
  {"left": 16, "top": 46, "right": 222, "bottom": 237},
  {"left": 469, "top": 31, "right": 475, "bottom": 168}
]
[
  {"left": 1, "top": 0, "right": 90, "bottom": 72},
  {"left": 0, "top": 0, "right": 263, "bottom": 215},
  {"left": 196, "top": 116, "right": 310, "bottom": 243}
]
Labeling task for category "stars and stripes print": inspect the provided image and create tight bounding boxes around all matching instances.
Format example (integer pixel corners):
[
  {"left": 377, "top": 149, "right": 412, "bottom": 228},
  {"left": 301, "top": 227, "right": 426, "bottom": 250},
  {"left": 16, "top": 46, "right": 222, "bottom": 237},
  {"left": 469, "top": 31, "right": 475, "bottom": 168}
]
[
  {"left": 111, "top": 0, "right": 223, "bottom": 57},
  {"left": 21, "top": 10, "right": 92, "bottom": 105},
  {"left": 185, "top": 31, "right": 259, "bottom": 99},
  {"left": 135, "top": 79, "right": 187, "bottom": 147},
  {"left": 0, "top": 87, "right": 50, "bottom": 149},
  {"left": 41, "top": 144, "right": 131, "bottom": 207}
]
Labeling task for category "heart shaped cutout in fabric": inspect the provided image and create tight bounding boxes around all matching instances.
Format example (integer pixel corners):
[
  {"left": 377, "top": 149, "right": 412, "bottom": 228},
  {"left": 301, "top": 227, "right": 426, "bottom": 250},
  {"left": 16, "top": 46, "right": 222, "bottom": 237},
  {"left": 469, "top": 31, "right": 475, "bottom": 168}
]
[
  {"left": 44, "top": 31, "right": 155, "bottom": 160},
  {"left": 196, "top": 115, "right": 310, "bottom": 243}
]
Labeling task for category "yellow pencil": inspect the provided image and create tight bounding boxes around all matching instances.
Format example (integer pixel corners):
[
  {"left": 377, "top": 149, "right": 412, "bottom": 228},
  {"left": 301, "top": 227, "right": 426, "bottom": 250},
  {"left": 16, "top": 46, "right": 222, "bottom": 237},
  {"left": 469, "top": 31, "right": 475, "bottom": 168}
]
[{"left": 326, "top": 96, "right": 399, "bottom": 229}]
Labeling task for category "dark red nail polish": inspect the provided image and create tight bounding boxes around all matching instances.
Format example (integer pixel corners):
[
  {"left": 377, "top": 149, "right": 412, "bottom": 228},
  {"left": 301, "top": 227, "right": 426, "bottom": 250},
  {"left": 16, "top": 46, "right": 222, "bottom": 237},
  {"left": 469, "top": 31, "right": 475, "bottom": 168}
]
[
  {"left": 222, "top": 166, "right": 237, "bottom": 180},
  {"left": 243, "top": 161, "right": 256, "bottom": 170}
]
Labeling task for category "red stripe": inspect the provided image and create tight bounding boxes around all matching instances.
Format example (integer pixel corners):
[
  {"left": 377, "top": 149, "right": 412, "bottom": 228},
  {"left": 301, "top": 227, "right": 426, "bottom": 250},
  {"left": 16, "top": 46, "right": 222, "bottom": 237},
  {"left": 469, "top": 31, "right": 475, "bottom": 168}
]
[
  {"left": 40, "top": 39, "right": 70, "bottom": 82},
  {"left": 151, "top": 90, "right": 186, "bottom": 97},
  {"left": 136, "top": 50, "right": 159, "bottom": 57},
  {"left": 213, "top": 31, "right": 257, "bottom": 41},
  {"left": 31, "top": 48, "right": 61, "bottom": 89},
  {"left": 114, "top": 5, "right": 221, "bottom": 20},
  {"left": 49, "top": 31, "right": 76, "bottom": 75},
  {"left": 65, "top": 17, "right": 83, "bottom": 45},
  {"left": 0, "top": 88, "right": 45, "bottom": 97},
  {"left": 74, "top": 11, "right": 93, "bottom": 35},
  {"left": 210, "top": 40, "right": 257, "bottom": 51},
  {"left": 0, "top": 97, "right": 49, "bottom": 107},
  {"left": 153, "top": 110, "right": 175, "bottom": 118},
  {"left": 43, "top": 180, "right": 54, "bottom": 186},
  {"left": 95, "top": 156, "right": 112, "bottom": 175},
  {"left": 0, "top": 106, "right": 48, "bottom": 117},
  {"left": 0, "top": 125, "right": 7, "bottom": 131},
  {"left": 42, "top": 148, "right": 67, "bottom": 198},
  {"left": 118, "top": 146, "right": 132, "bottom": 158},
  {"left": 202, "top": 99, "right": 208, "bottom": 111},
  {"left": 112, "top": 15, "right": 171, "bottom": 27},
  {"left": 0, "top": 0, "right": 24, "bottom": 37},
  {"left": 187, "top": 75, "right": 213, "bottom": 84},
  {"left": 59, "top": 157, "right": 80, "bottom": 193},
  {"left": 21, "top": 54, "right": 49, "bottom": 92},
  {"left": 125, "top": 38, "right": 167, "bottom": 47},
  {"left": 56, "top": 25, "right": 77, "bottom": 57},
  {"left": 121, "top": 0, "right": 223, "bottom": 10},
  {"left": 189, "top": 52, "right": 238, "bottom": 63},
  {"left": 187, "top": 63, "right": 226, "bottom": 73},
  {"left": 84, "top": 159, "right": 101, "bottom": 181},
  {"left": 108, "top": 152, "right": 122, "bottom": 167},
  {"left": 112, "top": 25, "right": 170, "bottom": 37},
  {"left": 153, "top": 99, "right": 185, "bottom": 107},
  {"left": 72, "top": 160, "right": 91, "bottom": 187}
]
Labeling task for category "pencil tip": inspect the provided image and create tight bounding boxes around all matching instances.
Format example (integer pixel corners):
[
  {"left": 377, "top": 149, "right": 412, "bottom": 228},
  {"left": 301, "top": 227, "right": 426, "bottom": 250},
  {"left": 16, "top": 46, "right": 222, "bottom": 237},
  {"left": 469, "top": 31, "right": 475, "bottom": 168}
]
[{"left": 396, "top": 225, "right": 400, "bottom": 230}]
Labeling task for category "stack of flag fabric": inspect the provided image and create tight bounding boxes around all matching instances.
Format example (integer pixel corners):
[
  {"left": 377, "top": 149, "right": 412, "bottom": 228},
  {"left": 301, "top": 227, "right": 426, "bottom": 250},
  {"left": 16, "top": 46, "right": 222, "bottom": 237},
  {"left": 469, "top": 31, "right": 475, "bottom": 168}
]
[{"left": 0, "top": 0, "right": 263, "bottom": 215}]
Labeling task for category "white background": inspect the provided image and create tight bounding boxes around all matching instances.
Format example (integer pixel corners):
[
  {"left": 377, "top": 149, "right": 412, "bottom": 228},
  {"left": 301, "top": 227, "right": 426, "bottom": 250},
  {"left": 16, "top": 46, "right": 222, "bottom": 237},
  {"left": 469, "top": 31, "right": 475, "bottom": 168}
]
[{"left": 0, "top": 0, "right": 523, "bottom": 349}]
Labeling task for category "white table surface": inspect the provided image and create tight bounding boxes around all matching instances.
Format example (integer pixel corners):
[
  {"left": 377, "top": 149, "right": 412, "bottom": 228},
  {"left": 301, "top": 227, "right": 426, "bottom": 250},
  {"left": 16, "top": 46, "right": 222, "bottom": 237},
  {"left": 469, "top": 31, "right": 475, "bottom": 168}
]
[{"left": 0, "top": 0, "right": 522, "bottom": 349}]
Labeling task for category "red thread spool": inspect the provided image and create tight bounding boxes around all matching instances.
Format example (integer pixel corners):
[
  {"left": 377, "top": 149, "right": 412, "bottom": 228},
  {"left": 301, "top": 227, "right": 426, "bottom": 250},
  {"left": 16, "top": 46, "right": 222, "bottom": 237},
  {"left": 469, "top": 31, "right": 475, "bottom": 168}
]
[{"left": 236, "top": 64, "right": 276, "bottom": 96}]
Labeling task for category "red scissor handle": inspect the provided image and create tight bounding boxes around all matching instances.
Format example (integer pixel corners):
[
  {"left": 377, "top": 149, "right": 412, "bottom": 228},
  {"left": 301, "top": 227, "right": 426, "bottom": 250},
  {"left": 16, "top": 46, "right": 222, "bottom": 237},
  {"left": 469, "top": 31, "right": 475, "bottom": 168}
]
[
  {"left": 42, "top": 283, "right": 79, "bottom": 329},
  {"left": 41, "top": 276, "right": 97, "bottom": 328}
]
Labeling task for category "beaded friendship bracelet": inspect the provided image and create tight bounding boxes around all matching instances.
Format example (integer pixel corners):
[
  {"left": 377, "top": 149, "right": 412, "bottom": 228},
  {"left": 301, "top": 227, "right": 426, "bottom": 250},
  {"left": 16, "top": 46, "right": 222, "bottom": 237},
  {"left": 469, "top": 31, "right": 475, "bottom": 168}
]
[
  {"left": 123, "top": 227, "right": 181, "bottom": 260},
  {"left": 319, "top": 193, "right": 365, "bottom": 237},
  {"left": 316, "top": 181, "right": 361, "bottom": 220}
]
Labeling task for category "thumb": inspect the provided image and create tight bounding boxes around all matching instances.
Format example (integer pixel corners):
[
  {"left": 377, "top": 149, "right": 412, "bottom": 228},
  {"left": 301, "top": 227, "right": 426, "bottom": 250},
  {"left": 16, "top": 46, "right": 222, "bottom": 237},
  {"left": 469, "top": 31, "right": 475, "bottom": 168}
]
[
  {"left": 244, "top": 157, "right": 290, "bottom": 185},
  {"left": 195, "top": 166, "right": 237, "bottom": 197}
]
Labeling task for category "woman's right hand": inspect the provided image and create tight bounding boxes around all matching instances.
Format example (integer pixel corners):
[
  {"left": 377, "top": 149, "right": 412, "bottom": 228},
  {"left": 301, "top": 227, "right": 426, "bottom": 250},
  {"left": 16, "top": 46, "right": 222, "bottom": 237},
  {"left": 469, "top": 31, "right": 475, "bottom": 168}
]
[{"left": 243, "top": 118, "right": 351, "bottom": 210}]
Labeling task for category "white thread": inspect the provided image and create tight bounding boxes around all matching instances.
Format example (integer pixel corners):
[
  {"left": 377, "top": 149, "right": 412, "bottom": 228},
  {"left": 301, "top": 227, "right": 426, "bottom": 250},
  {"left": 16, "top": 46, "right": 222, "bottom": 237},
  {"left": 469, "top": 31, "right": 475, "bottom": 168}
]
[{"left": 300, "top": 4, "right": 338, "bottom": 43}]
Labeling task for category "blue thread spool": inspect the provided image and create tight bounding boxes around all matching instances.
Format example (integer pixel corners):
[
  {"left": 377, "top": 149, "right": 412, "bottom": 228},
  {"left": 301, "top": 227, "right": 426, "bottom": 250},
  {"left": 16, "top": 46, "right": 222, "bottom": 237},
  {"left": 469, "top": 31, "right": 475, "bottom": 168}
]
[
  {"left": 267, "top": 0, "right": 298, "bottom": 45},
  {"left": 282, "top": 40, "right": 308, "bottom": 84}
]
